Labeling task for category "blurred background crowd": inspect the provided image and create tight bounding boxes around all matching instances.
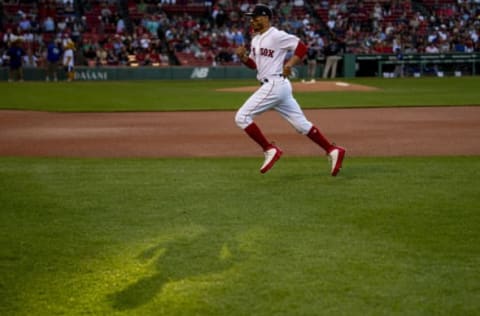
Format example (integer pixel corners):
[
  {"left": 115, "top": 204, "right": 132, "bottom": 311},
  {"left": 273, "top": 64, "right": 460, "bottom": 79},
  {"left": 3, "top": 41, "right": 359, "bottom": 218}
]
[{"left": 0, "top": 0, "right": 479, "bottom": 71}]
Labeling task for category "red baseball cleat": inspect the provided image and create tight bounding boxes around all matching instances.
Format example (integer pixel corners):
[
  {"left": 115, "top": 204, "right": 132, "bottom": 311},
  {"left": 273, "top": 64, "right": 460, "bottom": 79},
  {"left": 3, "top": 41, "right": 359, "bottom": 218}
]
[
  {"left": 328, "top": 146, "right": 346, "bottom": 176},
  {"left": 260, "top": 145, "right": 283, "bottom": 174}
]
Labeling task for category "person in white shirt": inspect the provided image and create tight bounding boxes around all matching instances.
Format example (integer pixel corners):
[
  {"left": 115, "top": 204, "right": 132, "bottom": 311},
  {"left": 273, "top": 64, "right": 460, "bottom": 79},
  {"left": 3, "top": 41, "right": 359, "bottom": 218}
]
[
  {"left": 425, "top": 42, "right": 439, "bottom": 53},
  {"left": 63, "top": 40, "right": 75, "bottom": 81},
  {"left": 235, "top": 4, "right": 345, "bottom": 176}
]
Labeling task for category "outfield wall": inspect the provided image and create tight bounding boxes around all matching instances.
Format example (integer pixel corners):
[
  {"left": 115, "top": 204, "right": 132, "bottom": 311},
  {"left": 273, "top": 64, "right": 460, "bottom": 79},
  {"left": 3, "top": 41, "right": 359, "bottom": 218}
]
[
  {"left": 0, "top": 65, "right": 323, "bottom": 81},
  {"left": 2, "top": 53, "right": 479, "bottom": 81}
]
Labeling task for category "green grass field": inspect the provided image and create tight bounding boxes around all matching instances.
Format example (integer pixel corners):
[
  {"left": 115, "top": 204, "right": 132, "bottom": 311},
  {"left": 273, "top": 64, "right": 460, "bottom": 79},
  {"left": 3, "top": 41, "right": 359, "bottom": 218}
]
[
  {"left": 1, "top": 157, "right": 479, "bottom": 315},
  {"left": 0, "top": 77, "right": 479, "bottom": 111},
  {"left": 1, "top": 77, "right": 479, "bottom": 315}
]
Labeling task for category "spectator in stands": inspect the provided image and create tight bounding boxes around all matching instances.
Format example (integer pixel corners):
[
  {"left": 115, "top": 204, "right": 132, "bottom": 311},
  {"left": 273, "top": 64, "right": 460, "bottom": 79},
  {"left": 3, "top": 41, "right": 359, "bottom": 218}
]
[
  {"left": 215, "top": 46, "right": 234, "bottom": 65},
  {"left": 57, "top": 17, "right": 68, "bottom": 33},
  {"left": 225, "top": 25, "right": 244, "bottom": 47},
  {"left": 3, "top": 27, "right": 18, "bottom": 46},
  {"left": 212, "top": 5, "right": 227, "bottom": 28},
  {"left": 141, "top": 51, "right": 154, "bottom": 66},
  {"left": 116, "top": 15, "right": 126, "bottom": 34},
  {"left": 237, "top": 1, "right": 248, "bottom": 14},
  {"left": 293, "top": 0, "right": 304, "bottom": 8},
  {"left": 42, "top": 15, "right": 55, "bottom": 32},
  {"left": 117, "top": 46, "right": 129, "bottom": 66},
  {"left": 6, "top": 38, "right": 25, "bottom": 82},
  {"left": 350, "top": 1, "right": 368, "bottom": 25},
  {"left": 83, "top": 43, "right": 96, "bottom": 66},
  {"left": 23, "top": 47, "right": 38, "bottom": 67},
  {"left": 328, "top": 2, "right": 338, "bottom": 20},
  {"left": 18, "top": 14, "right": 32, "bottom": 32},
  {"left": 438, "top": 37, "right": 451, "bottom": 53},
  {"left": 45, "top": 38, "right": 62, "bottom": 81},
  {"left": 137, "top": 0, "right": 147, "bottom": 15},
  {"left": 425, "top": 41, "right": 439, "bottom": 53},
  {"left": 107, "top": 48, "right": 119, "bottom": 65},
  {"left": 64, "top": 0, "right": 75, "bottom": 16},
  {"left": 100, "top": 2, "right": 113, "bottom": 24},
  {"left": 343, "top": 24, "right": 361, "bottom": 53},
  {"left": 185, "top": 39, "right": 207, "bottom": 60},
  {"left": 96, "top": 45, "right": 108, "bottom": 66},
  {"left": 326, "top": 15, "right": 336, "bottom": 31},
  {"left": 464, "top": 38, "right": 475, "bottom": 53},
  {"left": 372, "top": 2, "right": 384, "bottom": 21},
  {"left": 143, "top": 14, "right": 159, "bottom": 36},
  {"left": 302, "top": 13, "right": 311, "bottom": 28},
  {"left": 139, "top": 33, "right": 150, "bottom": 50}
]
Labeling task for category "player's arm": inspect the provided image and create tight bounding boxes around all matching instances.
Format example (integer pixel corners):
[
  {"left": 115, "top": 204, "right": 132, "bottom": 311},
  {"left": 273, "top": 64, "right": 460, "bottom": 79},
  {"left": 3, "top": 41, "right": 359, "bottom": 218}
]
[
  {"left": 283, "top": 41, "right": 308, "bottom": 77},
  {"left": 235, "top": 45, "right": 256, "bottom": 69}
]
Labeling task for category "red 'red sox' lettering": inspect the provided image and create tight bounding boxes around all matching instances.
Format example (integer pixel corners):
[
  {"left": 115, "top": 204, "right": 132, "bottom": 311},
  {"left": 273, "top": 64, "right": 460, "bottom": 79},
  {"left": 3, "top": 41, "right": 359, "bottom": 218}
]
[{"left": 260, "top": 48, "right": 274, "bottom": 57}]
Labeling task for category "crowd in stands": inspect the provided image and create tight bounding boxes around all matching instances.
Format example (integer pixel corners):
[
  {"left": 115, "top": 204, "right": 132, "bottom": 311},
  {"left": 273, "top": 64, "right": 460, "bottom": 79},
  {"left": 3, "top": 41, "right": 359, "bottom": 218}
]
[{"left": 0, "top": 0, "right": 479, "bottom": 71}]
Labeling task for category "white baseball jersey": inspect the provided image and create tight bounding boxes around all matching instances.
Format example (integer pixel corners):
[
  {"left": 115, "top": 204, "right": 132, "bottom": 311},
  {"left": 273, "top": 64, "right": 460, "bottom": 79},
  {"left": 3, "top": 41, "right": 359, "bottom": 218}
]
[
  {"left": 235, "top": 27, "right": 313, "bottom": 135},
  {"left": 249, "top": 27, "right": 299, "bottom": 81},
  {"left": 63, "top": 48, "right": 74, "bottom": 67}
]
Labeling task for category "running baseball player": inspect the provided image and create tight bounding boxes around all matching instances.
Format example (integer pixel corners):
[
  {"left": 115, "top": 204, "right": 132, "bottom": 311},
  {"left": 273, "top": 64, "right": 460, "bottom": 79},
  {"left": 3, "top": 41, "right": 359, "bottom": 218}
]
[{"left": 235, "top": 4, "right": 346, "bottom": 176}]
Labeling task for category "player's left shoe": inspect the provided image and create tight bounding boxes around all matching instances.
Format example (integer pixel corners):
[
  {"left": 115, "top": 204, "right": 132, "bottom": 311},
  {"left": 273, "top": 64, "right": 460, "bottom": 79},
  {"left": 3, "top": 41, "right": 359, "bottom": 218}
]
[
  {"left": 328, "top": 146, "right": 346, "bottom": 176},
  {"left": 260, "top": 145, "right": 283, "bottom": 174}
]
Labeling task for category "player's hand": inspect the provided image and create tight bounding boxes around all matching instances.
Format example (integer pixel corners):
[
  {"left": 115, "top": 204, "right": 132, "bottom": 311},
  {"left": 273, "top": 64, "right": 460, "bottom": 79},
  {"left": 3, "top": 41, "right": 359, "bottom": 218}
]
[
  {"left": 283, "top": 65, "right": 292, "bottom": 77},
  {"left": 235, "top": 46, "right": 248, "bottom": 60}
]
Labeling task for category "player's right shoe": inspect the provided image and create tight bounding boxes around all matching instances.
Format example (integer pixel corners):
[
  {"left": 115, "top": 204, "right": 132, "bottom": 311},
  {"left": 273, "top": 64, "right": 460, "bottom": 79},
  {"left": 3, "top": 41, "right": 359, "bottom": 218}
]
[
  {"left": 260, "top": 145, "right": 283, "bottom": 174},
  {"left": 328, "top": 146, "right": 346, "bottom": 176}
]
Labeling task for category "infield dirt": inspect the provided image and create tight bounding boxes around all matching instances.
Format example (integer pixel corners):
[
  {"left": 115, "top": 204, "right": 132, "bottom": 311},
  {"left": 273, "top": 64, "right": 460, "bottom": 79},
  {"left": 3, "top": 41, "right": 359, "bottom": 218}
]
[{"left": 1, "top": 106, "right": 479, "bottom": 158}]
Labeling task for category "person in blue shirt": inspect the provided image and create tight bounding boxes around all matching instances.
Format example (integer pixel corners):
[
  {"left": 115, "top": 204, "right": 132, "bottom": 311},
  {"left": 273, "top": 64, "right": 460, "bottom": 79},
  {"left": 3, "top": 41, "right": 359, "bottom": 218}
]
[
  {"left": 46, "top": 39, "right": 62, "bottom": 81},
  {"left": 7, "top": 39, "right": 26, "bottom": 82}
]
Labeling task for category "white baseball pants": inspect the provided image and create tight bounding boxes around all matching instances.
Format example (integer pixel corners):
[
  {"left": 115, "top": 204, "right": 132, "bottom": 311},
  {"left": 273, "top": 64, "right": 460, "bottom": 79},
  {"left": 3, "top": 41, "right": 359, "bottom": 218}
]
[{"left": 235, "top": 77, "right": 313, "bottom": 134}]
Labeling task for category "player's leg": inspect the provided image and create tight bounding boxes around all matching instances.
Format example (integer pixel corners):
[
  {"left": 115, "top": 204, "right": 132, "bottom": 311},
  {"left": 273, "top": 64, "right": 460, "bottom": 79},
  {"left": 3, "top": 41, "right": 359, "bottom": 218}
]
[
  {"left": 331, "top": 56, "right": 339, "bottom": 78},
  {"left": 310, "top": 60, "right": 317, "bottom": 82},
  {"left": 46, "top": 63, "right": 51, "bottom": 81},
  {"left": 323, "top": 57, "right": 332, "bottom": 78},
  {"left": 67, "top": 65, "right": 74, "bottom": 82},
  {"left": 235, "top": 84, "right": 278, "bottom": 150},
  {"left": 276, "top": 85, "right": 345, "bottom": 176},
  {"left": 53, "top": 63, "right": 58, "bottom": 81},
  {"left": 235, "top": 85, "right": 282, "bottom": 173},
  {"left": 275, "top": 98, "right": 333, "bottom": 151}
]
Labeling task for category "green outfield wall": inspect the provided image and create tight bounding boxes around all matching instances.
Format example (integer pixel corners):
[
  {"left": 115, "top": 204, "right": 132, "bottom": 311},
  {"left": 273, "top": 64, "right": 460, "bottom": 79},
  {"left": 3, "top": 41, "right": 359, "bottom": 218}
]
[
  {"left": 2, "top": 53, "right": 478, "bottom": 81},
  {"left": 0, "top": 65, "right": 323, "bottom": 81}
]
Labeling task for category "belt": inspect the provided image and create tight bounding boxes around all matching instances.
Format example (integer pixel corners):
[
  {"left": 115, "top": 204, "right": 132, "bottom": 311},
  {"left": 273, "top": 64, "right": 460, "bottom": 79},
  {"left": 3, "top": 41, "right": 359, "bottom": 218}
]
[{"left": 260, "top": 74, "right": 284, "bottom": 85}]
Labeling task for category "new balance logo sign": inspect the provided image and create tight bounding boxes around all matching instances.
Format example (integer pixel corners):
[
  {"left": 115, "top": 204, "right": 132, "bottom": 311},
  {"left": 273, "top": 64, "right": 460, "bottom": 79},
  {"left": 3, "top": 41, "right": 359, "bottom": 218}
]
[{"left": 191, "top": 67, "right": 209, "bottom": 79}]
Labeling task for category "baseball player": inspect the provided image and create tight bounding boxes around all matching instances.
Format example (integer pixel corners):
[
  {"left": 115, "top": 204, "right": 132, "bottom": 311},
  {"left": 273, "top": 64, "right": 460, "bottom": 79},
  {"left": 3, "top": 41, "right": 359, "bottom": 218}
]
[
  {"left": 63, "top": 40, "right": 75, "bottom": 82},
  {"left": 235, "top": 4, "right": 345, "bottom": 176}
]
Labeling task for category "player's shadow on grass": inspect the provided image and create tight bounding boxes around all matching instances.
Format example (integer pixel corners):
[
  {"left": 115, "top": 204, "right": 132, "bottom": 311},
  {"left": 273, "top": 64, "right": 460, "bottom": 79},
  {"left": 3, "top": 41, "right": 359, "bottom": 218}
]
[{"left": 107, "top": 229, "right": 243, "bottom": 310}]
